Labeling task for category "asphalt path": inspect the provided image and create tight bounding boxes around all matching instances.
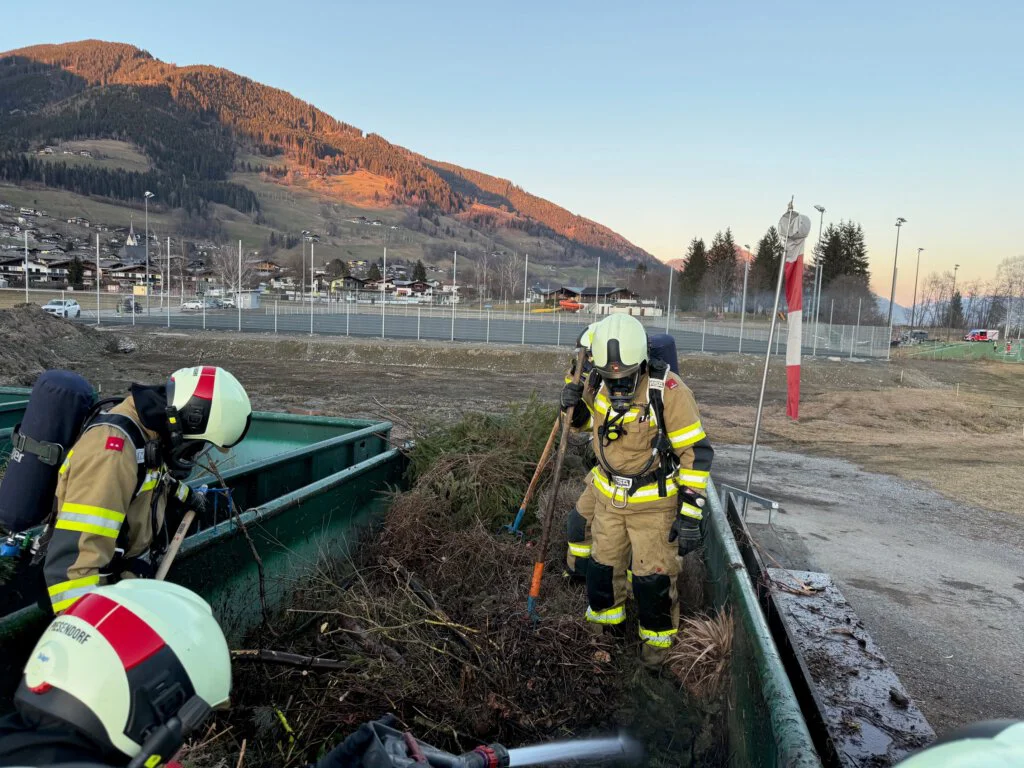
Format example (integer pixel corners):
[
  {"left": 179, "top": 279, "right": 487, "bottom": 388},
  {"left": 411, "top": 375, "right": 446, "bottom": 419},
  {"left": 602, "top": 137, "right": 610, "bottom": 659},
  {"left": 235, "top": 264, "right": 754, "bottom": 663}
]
[{"left": 714, "top": 444, "right": 1024, "bottom": 735}]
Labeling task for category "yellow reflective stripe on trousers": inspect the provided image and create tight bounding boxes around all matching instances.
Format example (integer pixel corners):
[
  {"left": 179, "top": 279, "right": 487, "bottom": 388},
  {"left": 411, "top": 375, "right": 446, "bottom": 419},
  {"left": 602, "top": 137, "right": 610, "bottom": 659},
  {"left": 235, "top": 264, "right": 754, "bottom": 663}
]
[
  {"left": 668, "top": 421, "right": 706, "bottom": 448},
  {"left": 586, "top": 605, "right": 626, "bottom": 625},
  {"left": 567, "top": 542, "right": 592, "bottom": 558},
  {"left": 48, "top": 574, "right": 101, "bottom": 613},
  {"left": 639, "top": 627, "right": 677, "bottom": 648}
]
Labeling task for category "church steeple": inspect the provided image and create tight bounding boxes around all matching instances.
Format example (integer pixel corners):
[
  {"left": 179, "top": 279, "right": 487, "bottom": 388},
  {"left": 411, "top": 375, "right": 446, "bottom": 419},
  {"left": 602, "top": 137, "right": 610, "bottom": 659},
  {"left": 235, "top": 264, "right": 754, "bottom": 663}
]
[{"left": 126, "top": 216, "right": 138, "bottom": 247}]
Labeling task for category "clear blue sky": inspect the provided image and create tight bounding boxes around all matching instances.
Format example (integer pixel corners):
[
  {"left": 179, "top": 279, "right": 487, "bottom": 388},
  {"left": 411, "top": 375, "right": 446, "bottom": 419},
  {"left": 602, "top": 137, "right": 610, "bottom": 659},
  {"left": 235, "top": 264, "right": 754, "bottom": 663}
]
[{"left": 3, "top": 0, "right": 1022, "bottom": 302}]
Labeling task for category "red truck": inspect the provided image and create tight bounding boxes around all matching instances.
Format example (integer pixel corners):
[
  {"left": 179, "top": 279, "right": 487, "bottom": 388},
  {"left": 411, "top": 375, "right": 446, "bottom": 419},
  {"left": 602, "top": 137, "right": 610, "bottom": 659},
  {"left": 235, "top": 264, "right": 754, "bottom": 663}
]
[{"left": 964, "top": 329, "right": 1000, "bottom": 342}]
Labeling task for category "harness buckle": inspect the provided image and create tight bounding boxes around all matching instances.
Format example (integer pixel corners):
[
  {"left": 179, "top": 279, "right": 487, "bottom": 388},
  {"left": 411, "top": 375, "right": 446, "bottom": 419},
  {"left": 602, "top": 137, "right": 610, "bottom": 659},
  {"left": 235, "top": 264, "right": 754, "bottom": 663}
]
[{"left": 610, "top": 475, "right": 631, "bottom": 509}]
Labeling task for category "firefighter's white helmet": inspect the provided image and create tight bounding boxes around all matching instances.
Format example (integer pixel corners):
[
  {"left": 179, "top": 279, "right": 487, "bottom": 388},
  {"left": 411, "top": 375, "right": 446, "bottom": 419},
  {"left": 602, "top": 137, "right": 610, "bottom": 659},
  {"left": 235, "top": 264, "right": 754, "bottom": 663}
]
[
  {"left": 591, "top": 314, "right": 648, "bottom": 380},
  {"left": 168, "top": 366, "right": 252, "bottom": 449},
  {"left": 577, "top": 322, "right": 600, "bottom": 350},
  {"left": 15, "top": 581, "right": 230, "bottom": 760}
]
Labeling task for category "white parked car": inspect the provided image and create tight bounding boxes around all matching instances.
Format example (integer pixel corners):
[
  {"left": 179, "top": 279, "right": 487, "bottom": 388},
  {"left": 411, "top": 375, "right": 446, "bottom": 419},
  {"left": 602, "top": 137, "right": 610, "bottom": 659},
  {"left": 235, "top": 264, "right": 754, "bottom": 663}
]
[
  {"left": 181, "top": 299, "right": 204, "bottom": 311},
  {"left": 42, "top": 299, "right": 81, "bottom": 318}
]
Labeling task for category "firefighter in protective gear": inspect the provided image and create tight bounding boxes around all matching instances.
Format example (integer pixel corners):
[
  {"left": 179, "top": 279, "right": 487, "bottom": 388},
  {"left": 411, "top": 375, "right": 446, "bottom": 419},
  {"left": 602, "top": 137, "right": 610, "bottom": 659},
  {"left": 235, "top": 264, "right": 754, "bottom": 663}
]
[
  {"left": 43, "top": 366, "right": 252, "bottom": 615},
  {"left": 560, "top": 315, "right": 713, "bottom": 664},
  {"left": 0, "top": 580, "right": 230, "bottom": 768}
]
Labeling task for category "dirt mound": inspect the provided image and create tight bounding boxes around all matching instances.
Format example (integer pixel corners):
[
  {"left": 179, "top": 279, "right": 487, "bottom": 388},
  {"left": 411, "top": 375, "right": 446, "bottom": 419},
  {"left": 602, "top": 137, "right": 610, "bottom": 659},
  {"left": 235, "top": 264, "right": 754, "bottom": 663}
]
[{"left": 0, "top": 306, "right": 128, "bottom": 386}]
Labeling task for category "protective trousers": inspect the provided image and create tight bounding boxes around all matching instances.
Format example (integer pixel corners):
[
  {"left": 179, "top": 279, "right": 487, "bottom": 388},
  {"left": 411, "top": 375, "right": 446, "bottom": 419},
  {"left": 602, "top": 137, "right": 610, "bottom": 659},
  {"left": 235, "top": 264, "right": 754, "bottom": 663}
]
[
  {"left": 565, "top": 483, "right": 597, "bottom": 580},
  {"left": 585, "top": 494, "right": 679, "bottom": 649}
]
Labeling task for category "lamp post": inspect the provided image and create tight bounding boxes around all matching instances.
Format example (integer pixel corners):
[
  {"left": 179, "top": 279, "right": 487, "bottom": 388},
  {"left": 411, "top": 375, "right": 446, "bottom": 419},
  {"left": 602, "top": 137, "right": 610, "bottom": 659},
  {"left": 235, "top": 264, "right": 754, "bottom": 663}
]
[
  {"left": 812, "top": 205, "right": 825, "bottom": 355},
  {"left": 144, "top": 191, "right": 154, "bottom": 314},
  {"left": 910, "top": 247, "right": 924, "bottom": 329},
  {"left": 739, "top": 246, "right": 750, "bottom": 353},
  {"left": 947, "top": 264, "right": 960, "bottom": 342},
  {"left": 886, "top": 217, "right": 907, "bottom": 337}
]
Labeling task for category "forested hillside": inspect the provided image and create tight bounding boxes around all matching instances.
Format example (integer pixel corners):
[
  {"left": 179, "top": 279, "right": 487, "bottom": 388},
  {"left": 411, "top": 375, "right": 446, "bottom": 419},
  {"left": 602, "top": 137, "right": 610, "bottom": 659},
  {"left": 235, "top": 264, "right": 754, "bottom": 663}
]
[{"left": 0, "top": 41, "right": 652, "bottom": 265}]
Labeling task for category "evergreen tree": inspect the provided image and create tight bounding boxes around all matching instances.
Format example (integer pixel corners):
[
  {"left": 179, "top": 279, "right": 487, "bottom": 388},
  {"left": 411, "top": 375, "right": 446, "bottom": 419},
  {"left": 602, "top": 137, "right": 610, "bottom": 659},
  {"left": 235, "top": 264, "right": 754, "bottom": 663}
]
[
  {"left": 412, "top": 259, "right": 427, "bottom": 282},
  {"left": 67, "top": 256, "right": 84, "bottom": 287},
  {"left": 751, "top": 227, "right": 782, "bottom": 295},
  {"left": 366, "top": 263, "right": 382, "bottom": 281},
  {"left": 813, "top": 220, "right": 879, "bottom": 323},
  {"left": 948, "top": 290, "right": 965, "bottom": 329},
  {"left": 679, "top": 238, "right": 707, "bottom": 310},
  {"left": 704, "top": 228, "right": 738, "bottom": 310}
]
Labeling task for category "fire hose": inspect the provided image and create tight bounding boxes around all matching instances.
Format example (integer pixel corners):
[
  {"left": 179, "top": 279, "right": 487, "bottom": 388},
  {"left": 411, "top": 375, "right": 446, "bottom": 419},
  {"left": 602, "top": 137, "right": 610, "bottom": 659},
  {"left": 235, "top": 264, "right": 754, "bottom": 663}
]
[{"left": 364, "top": 721, "right": 642, "bottom": 768}]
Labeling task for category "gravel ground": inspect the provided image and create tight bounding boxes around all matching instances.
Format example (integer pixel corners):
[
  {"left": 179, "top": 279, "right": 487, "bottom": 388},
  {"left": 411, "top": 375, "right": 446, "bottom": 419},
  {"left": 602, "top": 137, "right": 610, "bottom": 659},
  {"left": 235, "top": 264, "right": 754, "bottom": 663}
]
[{"left": 713, "top": 444, "right": 1024, "bottom": 736}]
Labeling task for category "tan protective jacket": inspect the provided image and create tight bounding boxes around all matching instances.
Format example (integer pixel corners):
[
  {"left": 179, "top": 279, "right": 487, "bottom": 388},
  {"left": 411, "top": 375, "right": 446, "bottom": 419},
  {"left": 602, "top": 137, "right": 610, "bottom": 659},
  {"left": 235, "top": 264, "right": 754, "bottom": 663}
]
[
  {"left": 579, "top": 370, "right": 712, "bottom": 510},
  {"left": 43, "top": 397, "right": 170, "bottom": 613}
]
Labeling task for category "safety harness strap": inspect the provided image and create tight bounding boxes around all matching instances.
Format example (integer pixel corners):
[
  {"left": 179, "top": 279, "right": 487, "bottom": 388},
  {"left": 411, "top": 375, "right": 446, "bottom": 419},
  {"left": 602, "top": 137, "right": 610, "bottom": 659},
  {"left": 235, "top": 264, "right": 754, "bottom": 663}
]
[{"left": 9, "top": 428, "right": 64, "bottom": 466}]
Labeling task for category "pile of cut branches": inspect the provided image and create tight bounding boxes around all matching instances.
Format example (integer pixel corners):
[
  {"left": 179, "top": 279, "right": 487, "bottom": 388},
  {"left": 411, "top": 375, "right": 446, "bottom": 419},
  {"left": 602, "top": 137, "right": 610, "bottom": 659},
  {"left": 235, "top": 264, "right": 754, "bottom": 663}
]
[{"left": 184, "top": 400, "right": 730, "bottom": 768}]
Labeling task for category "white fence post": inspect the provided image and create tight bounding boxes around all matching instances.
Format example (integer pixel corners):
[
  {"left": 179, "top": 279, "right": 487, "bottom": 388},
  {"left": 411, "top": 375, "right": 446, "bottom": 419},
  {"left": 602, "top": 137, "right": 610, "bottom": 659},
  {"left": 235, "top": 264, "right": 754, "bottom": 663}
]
[
  {"left": 701, "top": 320, "right": 706, "bottom": 353},
  {"left": 486, "top": 310, "right": 491, "bottom": 344},
  {"left": 417, "top": 307, "right": 421, "bottom": 341},
  {"left": 274, "top": 300, "right": 278, "bottom": 334}
]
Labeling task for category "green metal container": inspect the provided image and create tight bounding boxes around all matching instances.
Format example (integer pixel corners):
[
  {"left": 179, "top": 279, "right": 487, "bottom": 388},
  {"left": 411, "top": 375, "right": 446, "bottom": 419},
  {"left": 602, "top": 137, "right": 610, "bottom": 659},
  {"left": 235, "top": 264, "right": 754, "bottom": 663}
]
[
  {"left": 0, "top": 427, "right": 403, "bottom": 700},
  {"left": 703, "top": 478, "right": 822, "bottom": 767},
  {"left": 0, "top": 387, "right": 31, "bottom": 405}
]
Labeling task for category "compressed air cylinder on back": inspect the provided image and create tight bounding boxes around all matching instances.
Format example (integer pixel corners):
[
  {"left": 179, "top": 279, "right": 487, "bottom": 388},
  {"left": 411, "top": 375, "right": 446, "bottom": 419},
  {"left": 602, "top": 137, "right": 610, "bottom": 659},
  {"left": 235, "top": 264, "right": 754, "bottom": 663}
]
[{"left": 0, "top": 370, "right": 95, "bottom": 533}]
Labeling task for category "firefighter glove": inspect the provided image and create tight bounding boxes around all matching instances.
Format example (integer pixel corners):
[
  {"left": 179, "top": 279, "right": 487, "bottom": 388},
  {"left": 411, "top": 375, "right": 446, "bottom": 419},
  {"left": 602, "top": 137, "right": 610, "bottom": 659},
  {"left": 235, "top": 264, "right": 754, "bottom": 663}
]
[
  {"left": 172, "top": 480, "right": 208, "bottom": 515},
  {"left": 668, "top": 489, "right": 705, "bottom": 556},
  {"left": 560, "top": 381, "right": 584, "bottom": 411}
]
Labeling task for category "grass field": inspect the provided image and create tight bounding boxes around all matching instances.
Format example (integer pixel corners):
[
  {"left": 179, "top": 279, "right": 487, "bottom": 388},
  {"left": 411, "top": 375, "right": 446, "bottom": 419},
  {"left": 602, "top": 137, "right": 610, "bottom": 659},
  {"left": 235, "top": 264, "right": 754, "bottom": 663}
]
[{"left": 30, "top": 140, "right": 152, "bottom": 172}]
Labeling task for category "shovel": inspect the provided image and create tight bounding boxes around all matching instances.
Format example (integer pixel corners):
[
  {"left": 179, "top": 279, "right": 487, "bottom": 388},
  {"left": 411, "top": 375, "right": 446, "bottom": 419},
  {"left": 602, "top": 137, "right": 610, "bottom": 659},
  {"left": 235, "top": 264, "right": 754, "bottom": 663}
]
[
  {"left": 503, "top": 416, "right": 560, "bottom": 538},
  {"left": 527, "top": 346, "right": 586, "bottom": 618}
]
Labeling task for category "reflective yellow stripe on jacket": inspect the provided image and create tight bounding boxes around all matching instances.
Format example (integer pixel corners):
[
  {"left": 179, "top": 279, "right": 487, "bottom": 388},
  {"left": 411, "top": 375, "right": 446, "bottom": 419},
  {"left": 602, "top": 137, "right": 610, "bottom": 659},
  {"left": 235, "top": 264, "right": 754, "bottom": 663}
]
[
  {"left": 668, "top": 420, "right": 706, "bottom": 449},
  {"left": 592, "top": 393, "right": 653, "bottom": 426},
  {"left": 48, "top": 574, "right": 101, "bottom": 613},
  {"left": 139, "top": 470, "right": 160, "bottom": 494},
  {"left": 54, "top": 503, "right": 125, "bottom": 539},
  {"left": 676, "top": 469, "right": 710, "bottom": 491}
]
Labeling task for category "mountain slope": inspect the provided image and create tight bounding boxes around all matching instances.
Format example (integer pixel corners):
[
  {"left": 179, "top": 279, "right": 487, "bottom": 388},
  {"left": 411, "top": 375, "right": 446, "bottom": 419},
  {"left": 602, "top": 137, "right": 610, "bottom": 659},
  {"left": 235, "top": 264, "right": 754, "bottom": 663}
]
[{"left": 0, "top": 40, "right": 651, "bottom": 265}]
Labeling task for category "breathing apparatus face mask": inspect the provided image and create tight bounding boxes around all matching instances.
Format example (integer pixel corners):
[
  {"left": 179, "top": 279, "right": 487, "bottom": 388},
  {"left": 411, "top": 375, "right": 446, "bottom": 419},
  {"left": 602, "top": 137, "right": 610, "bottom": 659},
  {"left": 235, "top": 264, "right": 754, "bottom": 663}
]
[
  {"left": 605, "top": 372, "right": 640, "bottom": 412},
  {"left": 165, "top": 441, "right": 213, "bottom": 478}
]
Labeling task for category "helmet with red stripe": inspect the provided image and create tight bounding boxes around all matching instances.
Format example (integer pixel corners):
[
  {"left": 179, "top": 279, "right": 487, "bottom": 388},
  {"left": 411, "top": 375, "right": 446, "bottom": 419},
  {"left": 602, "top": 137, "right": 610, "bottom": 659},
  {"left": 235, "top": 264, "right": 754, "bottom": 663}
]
[
  {"left": 165, "top": 366, "right": 251, "bottom": 473},
  {"left": 15, "top": 581, "right": 230, "bottom": 762}
]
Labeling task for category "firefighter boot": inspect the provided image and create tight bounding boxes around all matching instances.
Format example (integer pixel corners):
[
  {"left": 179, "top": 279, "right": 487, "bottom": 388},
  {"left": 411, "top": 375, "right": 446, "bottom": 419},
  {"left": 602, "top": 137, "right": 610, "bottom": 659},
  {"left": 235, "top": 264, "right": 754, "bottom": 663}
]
[{"left": 641, "top": 642, "right": 670, "bottom": 670}]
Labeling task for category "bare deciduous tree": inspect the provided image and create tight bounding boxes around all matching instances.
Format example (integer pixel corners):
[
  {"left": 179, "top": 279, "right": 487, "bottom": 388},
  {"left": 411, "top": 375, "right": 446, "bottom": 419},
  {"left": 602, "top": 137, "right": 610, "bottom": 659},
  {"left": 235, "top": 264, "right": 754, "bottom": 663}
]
[{"left": 212, "top": 245, "right": 258, "bottom": 293}]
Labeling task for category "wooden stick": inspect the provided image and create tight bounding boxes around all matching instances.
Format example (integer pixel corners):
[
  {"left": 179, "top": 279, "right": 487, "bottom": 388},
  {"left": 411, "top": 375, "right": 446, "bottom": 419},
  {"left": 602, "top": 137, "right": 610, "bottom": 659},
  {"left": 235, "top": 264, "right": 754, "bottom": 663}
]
[
  {"left": 154, "top": 509, "right": 195, "bottom": 581},
  {"left": 516, "top": 418, "right": 560, "bottom": 515},
  {"left": 231, "top": 649, "right": 348, "bottom": 671},
  {"left": 528, "top": 346, "right": 587, "bottom": 614}
]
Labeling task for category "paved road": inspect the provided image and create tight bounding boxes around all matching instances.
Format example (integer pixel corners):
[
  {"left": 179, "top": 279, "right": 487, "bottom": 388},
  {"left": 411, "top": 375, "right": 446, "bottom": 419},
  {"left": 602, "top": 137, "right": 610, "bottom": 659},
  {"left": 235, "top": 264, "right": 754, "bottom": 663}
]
[
  {"left": 86, "top": 310, "right": 811, "bottom": 357},
  {"left": 714, "top": 444, "right": 1024, "bottom": 735}
]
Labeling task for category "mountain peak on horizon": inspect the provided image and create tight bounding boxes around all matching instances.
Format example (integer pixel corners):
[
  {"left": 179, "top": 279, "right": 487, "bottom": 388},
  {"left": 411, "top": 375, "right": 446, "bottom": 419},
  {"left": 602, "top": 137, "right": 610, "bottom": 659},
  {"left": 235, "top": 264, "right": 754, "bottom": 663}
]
[{"left": 0, "top": 39, "right": 653, "bottom": 266}]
